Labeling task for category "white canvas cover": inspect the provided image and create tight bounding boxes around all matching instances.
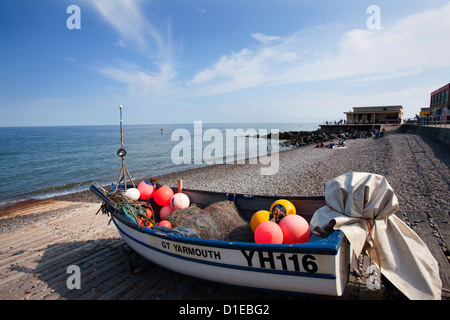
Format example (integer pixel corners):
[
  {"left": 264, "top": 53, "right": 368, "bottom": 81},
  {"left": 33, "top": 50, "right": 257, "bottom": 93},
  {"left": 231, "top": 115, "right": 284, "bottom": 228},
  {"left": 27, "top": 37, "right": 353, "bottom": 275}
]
[{"left": 310, "top": 172, "right": 442, "bottom": 300}]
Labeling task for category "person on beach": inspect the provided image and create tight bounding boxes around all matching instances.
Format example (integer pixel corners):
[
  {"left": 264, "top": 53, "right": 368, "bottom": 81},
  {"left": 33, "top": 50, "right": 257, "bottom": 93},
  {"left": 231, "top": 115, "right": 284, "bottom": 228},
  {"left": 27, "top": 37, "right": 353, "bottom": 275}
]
[{"left": 337, "top": 139, "right": 347, "bottom": 148}]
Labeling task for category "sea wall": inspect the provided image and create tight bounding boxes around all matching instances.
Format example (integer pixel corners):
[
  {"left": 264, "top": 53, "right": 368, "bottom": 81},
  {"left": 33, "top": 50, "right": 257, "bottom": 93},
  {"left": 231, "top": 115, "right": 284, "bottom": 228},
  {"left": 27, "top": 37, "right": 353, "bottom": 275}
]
[
  {"left": 319, "top": 124, "right": 381, "bottom": 134},
  {"left": 264, "top": 126, "right": 377, "bottom": 147},
  {"left": 400, "top": 124, "right": 450, "bottom": 146}
]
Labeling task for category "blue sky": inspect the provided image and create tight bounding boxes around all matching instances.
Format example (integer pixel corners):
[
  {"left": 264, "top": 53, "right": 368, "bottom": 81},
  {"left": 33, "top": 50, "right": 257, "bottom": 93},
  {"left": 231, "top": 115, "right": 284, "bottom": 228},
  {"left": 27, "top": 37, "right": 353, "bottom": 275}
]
[{"left": 1, "top": 0, "right": 449, "bottom": 126}]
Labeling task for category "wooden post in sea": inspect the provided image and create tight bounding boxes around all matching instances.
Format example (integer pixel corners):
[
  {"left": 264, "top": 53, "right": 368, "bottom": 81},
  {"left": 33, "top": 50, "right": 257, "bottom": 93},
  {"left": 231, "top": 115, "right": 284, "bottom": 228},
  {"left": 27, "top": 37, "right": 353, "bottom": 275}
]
[{"left": 115, "top": 105, "right": 136, "bottom": 191}]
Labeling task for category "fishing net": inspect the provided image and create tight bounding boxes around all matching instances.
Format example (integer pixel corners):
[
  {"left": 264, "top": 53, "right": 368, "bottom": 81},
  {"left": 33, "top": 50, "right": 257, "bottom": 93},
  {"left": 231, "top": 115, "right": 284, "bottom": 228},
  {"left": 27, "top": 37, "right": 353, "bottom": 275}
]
[
  {"left": 99, "top": 190, "right": 155, "bottom": 227},
  {"left": 166, "top": 201, "right": 253, "bottom": 241},
  {"left": 96, "top": 185, "right": 253, "bottom": 241}
]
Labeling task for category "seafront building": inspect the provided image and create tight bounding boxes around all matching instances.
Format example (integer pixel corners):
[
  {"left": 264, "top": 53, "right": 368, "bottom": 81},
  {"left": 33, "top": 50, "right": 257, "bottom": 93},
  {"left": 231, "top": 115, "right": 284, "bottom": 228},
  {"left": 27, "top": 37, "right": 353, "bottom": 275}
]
[
  {"left": 430, "top": 83, "right": 449, "bottom": 122},
  {"left": 344, "top": 106, "right": 403, "bottom": 124}
]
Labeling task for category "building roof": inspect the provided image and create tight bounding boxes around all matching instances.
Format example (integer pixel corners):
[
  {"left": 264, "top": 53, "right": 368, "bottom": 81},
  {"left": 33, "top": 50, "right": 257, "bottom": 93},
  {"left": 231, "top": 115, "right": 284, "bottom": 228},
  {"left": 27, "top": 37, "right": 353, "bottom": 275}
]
[
  {"left": 345, "top": 105, "right": 403, "bottom": 114},
  {"left": 431, "top": 83, "right": 450, "bottom": 96}
]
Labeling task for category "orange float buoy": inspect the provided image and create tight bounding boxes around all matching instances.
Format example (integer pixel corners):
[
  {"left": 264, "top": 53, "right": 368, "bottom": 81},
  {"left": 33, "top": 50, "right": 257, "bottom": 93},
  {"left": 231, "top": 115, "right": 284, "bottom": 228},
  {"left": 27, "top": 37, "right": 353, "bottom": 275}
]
[
  {"left": 153, "top": 185, "right": 174, "bottom": 206},
  {"left": 158, "top": 220, "right": 172, "bottom": 228},
  {"left": 145, "top": 207, "right": 153, "bottom": 219},
  {"left": 250, "top": 210, "right": 270, "bottom": 233}
]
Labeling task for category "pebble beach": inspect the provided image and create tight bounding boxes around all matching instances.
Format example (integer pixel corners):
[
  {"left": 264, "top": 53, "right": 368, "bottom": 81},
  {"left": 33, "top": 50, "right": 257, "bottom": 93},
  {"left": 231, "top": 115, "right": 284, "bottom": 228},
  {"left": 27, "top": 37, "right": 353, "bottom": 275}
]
[{"left": 0, "top": 125, "right": 449, "bottom": 300}]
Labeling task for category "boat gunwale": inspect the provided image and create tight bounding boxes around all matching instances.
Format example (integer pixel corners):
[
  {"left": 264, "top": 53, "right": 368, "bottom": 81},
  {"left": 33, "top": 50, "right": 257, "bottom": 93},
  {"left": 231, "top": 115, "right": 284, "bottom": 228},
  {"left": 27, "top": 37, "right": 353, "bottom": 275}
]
[
  {"left": 111, "top": 209, "right": 344, "bottom": 255},
  {"left": 89, "top": 184, "right": 344, "bottom": 255}
]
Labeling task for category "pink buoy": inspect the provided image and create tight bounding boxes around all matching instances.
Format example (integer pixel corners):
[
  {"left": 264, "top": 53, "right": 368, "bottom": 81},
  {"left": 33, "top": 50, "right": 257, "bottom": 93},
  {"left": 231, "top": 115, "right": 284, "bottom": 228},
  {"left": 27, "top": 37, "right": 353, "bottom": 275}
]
[
  {"left": 159, "top": 205, "right": 173, "bottom": 220},
  {"left": 170, "top": 193, "right": 190, "bottom": 210},
  {"left": 153, "top": 185, "right": 174, "bottom": 206},
  {"left": 254, "top": 221, "right": 283, "bottom": 244},
  {"left": 278, "top": 214, "right": 310, "bottom": 244},
  {"left": 137, "top": 180, "right": 155, "bottom": 200}
]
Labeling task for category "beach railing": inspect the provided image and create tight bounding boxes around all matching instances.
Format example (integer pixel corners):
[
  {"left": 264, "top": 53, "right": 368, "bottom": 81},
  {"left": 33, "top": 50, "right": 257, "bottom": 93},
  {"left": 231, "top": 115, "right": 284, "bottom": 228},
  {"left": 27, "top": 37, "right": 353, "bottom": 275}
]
[{"left": 404, "top": 115, "right": 449, "bottom": 128}]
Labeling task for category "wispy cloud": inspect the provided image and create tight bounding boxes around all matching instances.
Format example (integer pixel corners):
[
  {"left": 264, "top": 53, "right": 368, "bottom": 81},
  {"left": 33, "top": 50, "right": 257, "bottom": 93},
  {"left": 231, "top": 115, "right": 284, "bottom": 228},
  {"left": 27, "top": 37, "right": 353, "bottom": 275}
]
[
  {"left": 195, "top": 7, "right": 223, "bottom": 19},
  {"left": 97, "top": 61, "right": 176, "bottom": 97},
  {"left": 88, "top": 0, "right": 162, "bottom": 51},
  {"left": 114, "top": 39, "right": 127, "bottom": 48},
  {"left": 189, "top": 2, "right": 450, "bottom": 96},
  {"left": 85, "top": 0, "right": 176, "bottom": 95},
  {"left": 196, "top": 7, "right": 207, "bottom": 14},
  {"left": 62, "top": 57, "right": 77, "bottom": 63},
  {"left": 251, "top": 33, "right": 283, "bottom": 44}
]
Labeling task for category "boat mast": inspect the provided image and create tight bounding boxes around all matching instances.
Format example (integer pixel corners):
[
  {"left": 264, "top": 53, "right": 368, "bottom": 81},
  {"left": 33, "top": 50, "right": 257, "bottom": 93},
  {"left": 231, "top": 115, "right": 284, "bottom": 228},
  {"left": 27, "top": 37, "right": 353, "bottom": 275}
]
[{"left": 115, "top": 105, "right": 136, "bottom": 191}]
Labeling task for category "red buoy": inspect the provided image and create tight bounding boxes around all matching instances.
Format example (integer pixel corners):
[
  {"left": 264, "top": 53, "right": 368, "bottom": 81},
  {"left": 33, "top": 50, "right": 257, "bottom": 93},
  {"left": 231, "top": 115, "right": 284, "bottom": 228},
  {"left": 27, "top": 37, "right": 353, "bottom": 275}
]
[
  {"left": 158, "top": 220, "right": 172, "bottom": 229},
  {"left": 153, "top": 185, "right": 174, "bottom": 206}
]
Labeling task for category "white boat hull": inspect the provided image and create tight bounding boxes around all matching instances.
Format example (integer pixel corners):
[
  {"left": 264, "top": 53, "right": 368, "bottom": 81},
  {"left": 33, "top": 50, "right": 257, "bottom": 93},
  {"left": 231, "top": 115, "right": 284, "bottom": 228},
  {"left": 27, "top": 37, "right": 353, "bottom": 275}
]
[{"left": 114, "top": 216, "right": 350, "bottom": 296}]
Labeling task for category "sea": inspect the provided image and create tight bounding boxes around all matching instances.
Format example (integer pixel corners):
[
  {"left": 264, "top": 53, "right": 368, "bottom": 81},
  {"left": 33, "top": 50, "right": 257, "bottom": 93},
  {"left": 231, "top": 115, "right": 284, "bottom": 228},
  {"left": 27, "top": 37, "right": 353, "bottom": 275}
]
[{"left": 0, "top": 122, "right": 320, "bottom": 204}]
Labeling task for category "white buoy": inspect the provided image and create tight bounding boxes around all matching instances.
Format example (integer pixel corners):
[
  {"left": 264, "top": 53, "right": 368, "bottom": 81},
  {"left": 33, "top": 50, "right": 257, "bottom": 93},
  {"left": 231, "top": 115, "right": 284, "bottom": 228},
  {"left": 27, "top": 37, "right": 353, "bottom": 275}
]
[
  {"left": 124, "top": 188, "right": 140, "bottom": 201},
  {"left": 170, "top": 193, "right": 190, "bottom": 210}
]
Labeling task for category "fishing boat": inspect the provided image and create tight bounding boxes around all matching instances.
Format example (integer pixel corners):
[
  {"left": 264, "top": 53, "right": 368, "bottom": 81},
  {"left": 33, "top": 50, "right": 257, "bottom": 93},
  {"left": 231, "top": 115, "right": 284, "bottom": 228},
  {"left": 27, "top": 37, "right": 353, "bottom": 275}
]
[
  {"left": 90, "top": 105, "right": 351, "bottom": 297},
  {"left": 90, "top": 183, "right": 350, "bottom": 296}
]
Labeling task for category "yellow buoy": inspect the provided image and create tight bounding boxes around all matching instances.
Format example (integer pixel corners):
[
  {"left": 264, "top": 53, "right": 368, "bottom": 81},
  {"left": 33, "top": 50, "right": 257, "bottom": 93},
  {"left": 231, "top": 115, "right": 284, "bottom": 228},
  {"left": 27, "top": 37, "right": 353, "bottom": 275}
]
[
  {"left": 269, "top": 199, "right": 296, "bottom": 223},
  {"left": 250, "top": 210, "right": 271, "bottom": 232}
]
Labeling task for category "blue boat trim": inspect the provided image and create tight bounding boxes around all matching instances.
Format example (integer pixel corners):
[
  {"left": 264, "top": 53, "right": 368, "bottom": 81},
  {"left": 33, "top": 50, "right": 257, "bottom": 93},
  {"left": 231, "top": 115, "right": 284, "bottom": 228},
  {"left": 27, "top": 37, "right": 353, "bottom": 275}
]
[
  {"left": 114, "top": 218, "right": 337, "bottom": 280},
  {"left": 112, "top": 208, "right": 344, "bottom": 255}
]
